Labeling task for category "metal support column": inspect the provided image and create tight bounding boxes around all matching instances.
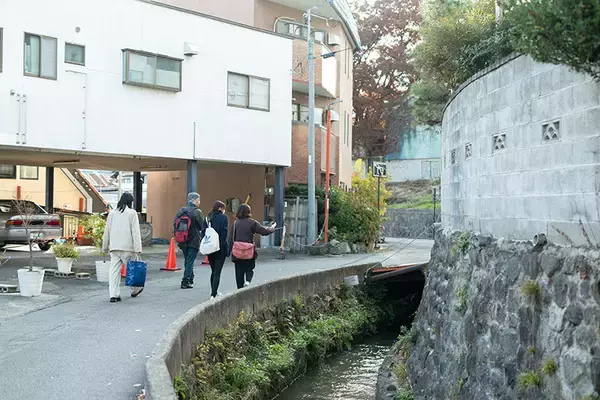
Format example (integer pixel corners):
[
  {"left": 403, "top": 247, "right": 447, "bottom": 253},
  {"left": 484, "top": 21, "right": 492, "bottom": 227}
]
[
  {"left": 187, "top": 160, "right": 198, "bottom": 195},
  {"left": 133, "top": 171, "right": 143, "bottom": 212},
  {"left": 274, "top": 167, "right": 285, "bottom": 247},
  {"left": 45, "top": 167, "right": 54, "bottom": 213}
]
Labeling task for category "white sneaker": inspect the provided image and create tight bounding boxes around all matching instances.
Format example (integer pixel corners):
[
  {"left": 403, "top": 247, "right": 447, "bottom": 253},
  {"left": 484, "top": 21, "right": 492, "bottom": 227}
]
[
  {"left": 244, "top": 281, "right": 250, "bottom": 287},
  {"left": 216, "top": 292, "right": 223, "bottom": 297}
]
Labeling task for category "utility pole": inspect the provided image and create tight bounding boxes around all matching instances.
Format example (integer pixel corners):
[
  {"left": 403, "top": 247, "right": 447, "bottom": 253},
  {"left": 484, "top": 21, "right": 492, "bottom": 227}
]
[{"left": 306, "top": 7, "right": 317, "bottom": 244}]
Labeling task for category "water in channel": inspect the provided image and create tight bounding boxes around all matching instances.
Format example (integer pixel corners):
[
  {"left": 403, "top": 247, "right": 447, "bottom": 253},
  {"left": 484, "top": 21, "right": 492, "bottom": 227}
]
[{"left": 278, "top": 333, "right": 396, "bottom": 400}]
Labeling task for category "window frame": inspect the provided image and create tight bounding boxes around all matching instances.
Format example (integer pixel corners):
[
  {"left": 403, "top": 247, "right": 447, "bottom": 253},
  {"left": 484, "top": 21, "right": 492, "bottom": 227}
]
[
  {"left": 0, "top": 165, "right": 17, "bottom": 179},
  {"left": 19, "top": 166, "right": 39, "bottom": 180},
  {"left": 122, "top": 49, "right": 183, "bottom": 92},
  {"left": 0, "top": 28, "right": 3, "bottom": 73},
  {"left": 23, "top": 32, "right": 58, "bottom": 80},
  {"left": 227, "top": 72, "right": 271, "bottom": 112},
  {"left": 65, "top": 42, "right": 86, "bottom": 66}
]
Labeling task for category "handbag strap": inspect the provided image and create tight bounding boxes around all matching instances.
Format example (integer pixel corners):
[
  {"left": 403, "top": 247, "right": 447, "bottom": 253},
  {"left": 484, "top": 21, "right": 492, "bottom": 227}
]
[{"left": 233, "top": 220, "right": 237, "bottom": 242}]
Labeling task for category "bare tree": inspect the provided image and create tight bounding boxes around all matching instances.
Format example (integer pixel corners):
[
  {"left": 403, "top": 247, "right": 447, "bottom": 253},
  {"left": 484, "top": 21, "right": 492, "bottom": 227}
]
[{"left": 12, "top": 199, "right": 48, "bottom": 272}]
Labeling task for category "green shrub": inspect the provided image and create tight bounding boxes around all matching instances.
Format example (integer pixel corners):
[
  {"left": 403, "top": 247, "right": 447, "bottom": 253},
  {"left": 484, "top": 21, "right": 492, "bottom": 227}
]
[
  {"left": 520, "top": 280, "right": 541, "bottom": 303},
  {"left": 504, "top": 0, "right": 600, "bottom": 81},
  {"left": 518, "top": 371, "right": 541, "bottom": 389},
  {"left": 411, "top": 0, "right": 514, "bottom": 124},
  {"left": 542, "top": 358, "right": 558, "bottom": 376},
  {"left": 52, "top": 241, "right": 80, "bottom": 259},
  {"left": 527, "top": 346, "right": 536, "bottom": 355},
  {"left": 79, "top": 214, "right": 106, "bottom": 249},
  {"left": 456, "top": 286, "right": 468, "bottom": 314}
]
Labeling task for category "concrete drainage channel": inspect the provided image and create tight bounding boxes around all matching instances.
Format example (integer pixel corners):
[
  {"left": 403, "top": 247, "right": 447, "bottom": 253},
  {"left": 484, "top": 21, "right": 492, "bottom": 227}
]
[{"left": 144, "top": 262, "right": 379, "bottom": 400}]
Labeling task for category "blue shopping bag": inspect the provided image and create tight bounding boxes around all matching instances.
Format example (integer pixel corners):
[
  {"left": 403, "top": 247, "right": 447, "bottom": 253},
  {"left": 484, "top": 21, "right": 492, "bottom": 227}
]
[{"left": 125, "top": 257, "right": 147, "bottom": 287}]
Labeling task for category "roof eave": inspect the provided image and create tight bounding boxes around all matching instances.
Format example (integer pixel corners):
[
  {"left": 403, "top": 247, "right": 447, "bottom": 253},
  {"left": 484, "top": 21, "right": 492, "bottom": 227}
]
[{"left": 328, "top": 0, "right": 362, "bottom": 50}]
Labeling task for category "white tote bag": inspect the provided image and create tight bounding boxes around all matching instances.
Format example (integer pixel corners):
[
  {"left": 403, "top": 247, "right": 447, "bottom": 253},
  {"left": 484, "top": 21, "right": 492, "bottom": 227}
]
[{"left": 200, "top": 218, "right": 220, "bottom": 255}]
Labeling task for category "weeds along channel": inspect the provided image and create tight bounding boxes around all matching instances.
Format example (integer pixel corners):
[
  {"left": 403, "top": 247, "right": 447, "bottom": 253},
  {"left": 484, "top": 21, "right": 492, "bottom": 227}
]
[{"left": 175, "top": 281, "right": 419, "bottom": 400}]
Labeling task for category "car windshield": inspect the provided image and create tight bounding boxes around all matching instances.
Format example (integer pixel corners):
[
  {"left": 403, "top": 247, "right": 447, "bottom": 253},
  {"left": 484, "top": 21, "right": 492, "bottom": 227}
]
[{"left": 0, "top": 200, "right": 46, "bottom": 215}]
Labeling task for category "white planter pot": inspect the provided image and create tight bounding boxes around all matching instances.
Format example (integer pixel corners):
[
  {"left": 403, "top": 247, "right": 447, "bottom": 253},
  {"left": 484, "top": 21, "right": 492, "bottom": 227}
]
[
  {"left": 18, "top": 268, "right": 45, "bottom": 297},
  {"left": 95, "top": 260, "right": 110, "bottom": 283},
  {"left": 56, "top": 258, "right": 75, "bottom": 273}
]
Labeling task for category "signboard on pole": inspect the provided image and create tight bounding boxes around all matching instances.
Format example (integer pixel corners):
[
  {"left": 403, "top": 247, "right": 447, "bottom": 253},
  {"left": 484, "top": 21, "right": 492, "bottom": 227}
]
[{"left": 372, "top": 162, "right": 387, "bottom": 178}]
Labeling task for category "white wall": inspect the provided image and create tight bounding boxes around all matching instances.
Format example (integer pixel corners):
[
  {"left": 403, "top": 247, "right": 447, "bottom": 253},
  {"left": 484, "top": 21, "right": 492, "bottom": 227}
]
[
  {"left": 441, "top": 55, "right": 600, "bottom": 246},
  {"left": 0, "top": 0, "right": 293, "bottom": 167},
  {"left": 387, "top": 159, "right": 441, "bottom": 183}
]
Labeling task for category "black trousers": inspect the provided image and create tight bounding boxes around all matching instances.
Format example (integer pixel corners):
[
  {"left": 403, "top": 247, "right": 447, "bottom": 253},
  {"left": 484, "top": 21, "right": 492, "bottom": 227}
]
[
  {"left": 234, "top": 259, "right": 256, "bottom": 289},
  {"left": 208, "top": 253, "right": 225, "bottom": 297}
]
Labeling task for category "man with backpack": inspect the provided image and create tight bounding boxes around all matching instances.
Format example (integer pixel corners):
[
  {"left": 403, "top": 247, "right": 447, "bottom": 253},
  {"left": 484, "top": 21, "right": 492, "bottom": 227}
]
[{"left": 173, "top": 192, "right": 204, "bottom": 289}]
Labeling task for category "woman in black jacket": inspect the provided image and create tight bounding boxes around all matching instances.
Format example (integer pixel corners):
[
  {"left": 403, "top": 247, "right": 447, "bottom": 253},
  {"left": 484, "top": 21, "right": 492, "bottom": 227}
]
[
  {"left": 230, "top": 204, "right": 275, "bottom": 289},
  {"left": 203, "top": 201, "right": 229, "bottom": 299}
]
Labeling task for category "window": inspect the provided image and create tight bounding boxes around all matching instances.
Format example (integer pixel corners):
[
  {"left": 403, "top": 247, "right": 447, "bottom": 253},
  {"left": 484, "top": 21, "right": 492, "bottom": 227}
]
[
  {"left": 24, "top": 33, "right": 57, "bottom": 79},
  {"left": 228, "top": 72, "right": 270, "bottom": 111},
  {"left": 345, "top": 112, "right": 350, "bottom": 146},
  {"left": 0, "top": 165, "right": 16, "bottom": 179},
  {"left": 0, "top": 28, "right": 3, "bottom": 73},
  {"left": 122, "top": 49, "right": 182, "bottom": 92},
  {"left": 292, "top": 104, "right": 324, "bottom": 124},
  {"left": 65, "top": 43, "right": 85, "bottom": 66},
  {"left": 20, "top": 166, "right": 38, "bottom": 180},
  {"left": 275, "top": 20, "right": 325, "bottom": 43}
]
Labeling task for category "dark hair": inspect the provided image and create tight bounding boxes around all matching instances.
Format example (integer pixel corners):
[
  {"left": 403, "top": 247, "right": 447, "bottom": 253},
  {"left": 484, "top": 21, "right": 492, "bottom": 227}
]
[
  {"left": 212, "top": 200, "right": 226, "bottom": 213},
  {"left": 117, "top": 192, "right": 134, "bottom": 213},
  {"left": 236, "top": 203, "right": 252, "bottom": 219},
  {"left": 208, "top": 200, "right": 226, "bottom": 219}
]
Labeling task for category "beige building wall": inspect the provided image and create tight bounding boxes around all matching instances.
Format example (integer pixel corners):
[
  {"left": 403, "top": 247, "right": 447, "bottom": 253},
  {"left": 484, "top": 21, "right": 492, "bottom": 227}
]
[
  {"left": 147, "top": 164, "right": 266, "bottom": 241},
  {"left": 0, "top": 167, "right": 86, "bottom": 210},
  {"left": 254, "top": 0, "right": 355, "bottom": 187},
  {"left": 154, "top": 0, "right": 255, "bottom": 25}
]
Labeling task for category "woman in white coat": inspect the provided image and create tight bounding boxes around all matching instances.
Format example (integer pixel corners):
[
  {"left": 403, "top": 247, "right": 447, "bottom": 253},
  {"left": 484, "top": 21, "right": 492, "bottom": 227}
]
[{"left": 101, "top": 193, "right": 143, "bottom": 302}]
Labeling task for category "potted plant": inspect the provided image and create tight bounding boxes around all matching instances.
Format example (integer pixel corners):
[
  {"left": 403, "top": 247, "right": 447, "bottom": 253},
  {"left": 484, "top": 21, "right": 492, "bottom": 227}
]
[
  {"left": 52, "top": 241, "right": 80, "bottom": 273},
  {"left": 13, "top": 199, "right": 46, "bottom": 297},
  {"left": 80, "top": 214, "right": 108, "bottom": 282}
]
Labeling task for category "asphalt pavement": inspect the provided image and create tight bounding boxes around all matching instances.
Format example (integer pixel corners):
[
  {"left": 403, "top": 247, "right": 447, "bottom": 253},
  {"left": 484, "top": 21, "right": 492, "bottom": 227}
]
[{"left": 0, "top": 238, "right": 433, "bottom": 400}]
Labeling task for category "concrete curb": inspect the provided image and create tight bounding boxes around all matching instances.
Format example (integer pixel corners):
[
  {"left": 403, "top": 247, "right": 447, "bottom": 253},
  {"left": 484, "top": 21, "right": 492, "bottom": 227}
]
[{"left": 144, "top": 262, "right": 381, "bottom": 400}]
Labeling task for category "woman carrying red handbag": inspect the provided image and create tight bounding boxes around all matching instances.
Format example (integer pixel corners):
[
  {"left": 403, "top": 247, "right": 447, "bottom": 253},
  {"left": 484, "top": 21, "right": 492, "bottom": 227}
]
[{"left": 230, "top": 204, "right": 275, "bottom": 289}]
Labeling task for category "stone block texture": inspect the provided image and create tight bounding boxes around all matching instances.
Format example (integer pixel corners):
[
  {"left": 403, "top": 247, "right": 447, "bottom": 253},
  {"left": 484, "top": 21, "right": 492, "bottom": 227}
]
[
  {"left": 383, "top": 209, "right": 440, "bottom": 239},
  {"left": 409, "top": 230, "right": 600, "bottom": 399},
  {"left": 441, "top": 55, "right": 600, "bottom": 246}
]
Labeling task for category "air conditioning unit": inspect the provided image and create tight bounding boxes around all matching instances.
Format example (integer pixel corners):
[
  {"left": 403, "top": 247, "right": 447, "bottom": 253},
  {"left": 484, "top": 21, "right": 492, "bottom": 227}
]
[{"left": 327, "top": 33, "right": 341, "bottom": 46}]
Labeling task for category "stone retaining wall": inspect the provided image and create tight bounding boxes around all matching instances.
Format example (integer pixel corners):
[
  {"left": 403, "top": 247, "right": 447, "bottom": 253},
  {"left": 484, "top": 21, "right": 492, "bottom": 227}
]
[
  {"left": 145, "top": 263, "right": 377, "bottom": 400},
  {"left": 383, "top": 208, "right": 440, "bottom": 239},
  {"left": 408, "top": 229, "right": 600, "bottom": 399}
]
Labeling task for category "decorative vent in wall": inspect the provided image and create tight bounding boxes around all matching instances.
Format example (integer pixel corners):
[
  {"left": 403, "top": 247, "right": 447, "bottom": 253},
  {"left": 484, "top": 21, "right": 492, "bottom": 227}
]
[
  {"left": 451, "top": 149, "right": 456, "bottom": 165},
  {"left": 465, "top": 142, "right": 472, "bottom": 159},
  {"left": 492, "top": 133, "right": 506, "bottom": 152},
  {"left": 543, "top": 121, "right": 560, "bottom": 141}
]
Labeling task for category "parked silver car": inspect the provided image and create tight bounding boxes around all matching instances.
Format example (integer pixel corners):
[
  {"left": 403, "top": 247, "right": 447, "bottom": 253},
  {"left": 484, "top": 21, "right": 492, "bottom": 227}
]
[{"left": 0, "top": 200, "right": 63, "bottom": 251}]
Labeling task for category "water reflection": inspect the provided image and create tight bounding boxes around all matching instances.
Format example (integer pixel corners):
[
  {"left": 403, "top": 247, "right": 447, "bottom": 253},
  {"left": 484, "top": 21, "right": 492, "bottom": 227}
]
[{"left": 278, "top": 335, "right": 395, "bottom": 400}]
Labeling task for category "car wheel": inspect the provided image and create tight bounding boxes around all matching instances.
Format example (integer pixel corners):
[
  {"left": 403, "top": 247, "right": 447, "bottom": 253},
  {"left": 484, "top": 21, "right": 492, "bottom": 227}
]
[{"left": 38, "top": 242, "right": 52, "bottom": 252}]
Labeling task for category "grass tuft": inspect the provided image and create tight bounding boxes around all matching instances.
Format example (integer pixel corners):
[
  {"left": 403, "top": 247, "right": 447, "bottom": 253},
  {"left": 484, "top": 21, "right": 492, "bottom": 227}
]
[
  {"left": 518, "top": 371, "right": 541, "bottom": 389},
  {"left": 542, "top": 358, "right": 558, "bottom": 376},
  {"left": 520, "top": 280, "right": 541, "bottom": 303}
]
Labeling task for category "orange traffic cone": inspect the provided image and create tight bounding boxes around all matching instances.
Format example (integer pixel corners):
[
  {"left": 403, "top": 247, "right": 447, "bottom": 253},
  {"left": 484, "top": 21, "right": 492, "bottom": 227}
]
[
  {"left": 202, "top": 256, "right": 209, "bottom": 265},
  {"left": 121, "top": 263, "right": 126, "bottom": 278},
  {"left": 161, "top": 238, "right": 181, "bottom": 271}
]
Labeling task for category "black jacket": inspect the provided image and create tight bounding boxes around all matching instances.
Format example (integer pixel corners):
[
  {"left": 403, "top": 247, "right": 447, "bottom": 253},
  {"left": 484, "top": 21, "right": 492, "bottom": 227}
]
[
  {"left": 229, "top": 218, "right": 273, "bottom": 261},
  {"left": 174, "top": 203, "right": 204, "bottom": 249},
  {"left": 202, "top": 210, "right": 229, "bottom": 258}
]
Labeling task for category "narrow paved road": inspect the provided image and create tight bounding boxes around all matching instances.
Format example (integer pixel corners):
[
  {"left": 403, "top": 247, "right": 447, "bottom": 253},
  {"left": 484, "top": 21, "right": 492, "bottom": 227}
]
[{"left": 0, "top": 239, "right": 432, "bottom": 400}]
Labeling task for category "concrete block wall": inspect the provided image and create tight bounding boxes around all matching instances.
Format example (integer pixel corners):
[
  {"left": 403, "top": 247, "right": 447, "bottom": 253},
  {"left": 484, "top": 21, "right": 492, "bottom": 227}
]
[
  {"left": 145, "top": 263, "right": 376, "bottom": 400},
  {"left": 441, "top": 54, "right": 600, "bottom": 246}
]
